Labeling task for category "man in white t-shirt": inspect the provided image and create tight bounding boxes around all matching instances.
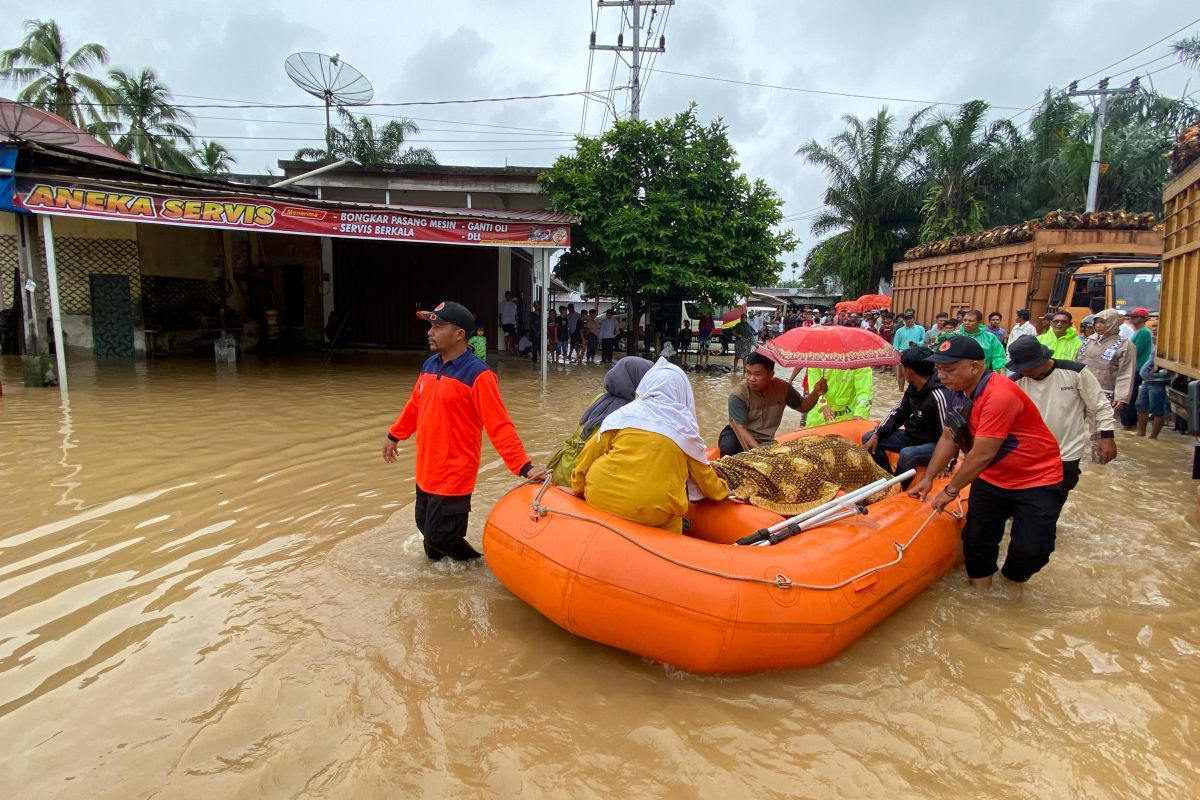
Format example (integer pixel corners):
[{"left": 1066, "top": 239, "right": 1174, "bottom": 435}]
[
  {"left": 599, "top": 309, "right": 620, "bottom": 364},
  {"left": 1005, "top": 308, "right": 1038, "bottom": 357},
  {"left": 498, "top": 291, "right": 518, "bottom": 354}
]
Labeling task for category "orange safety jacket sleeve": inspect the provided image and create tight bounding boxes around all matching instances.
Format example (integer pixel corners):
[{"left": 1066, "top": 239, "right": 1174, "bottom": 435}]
[
  {"left": 387, "top": 380, "right": 422, "bottom": 442},
  {"left": 472, "top": 369, "right": 532, "bottom": 476}
]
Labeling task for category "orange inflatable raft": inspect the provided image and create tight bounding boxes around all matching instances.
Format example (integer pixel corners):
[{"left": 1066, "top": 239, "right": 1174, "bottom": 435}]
[{"left": 483, "top": 419, "right": 967, "bottom": 674}]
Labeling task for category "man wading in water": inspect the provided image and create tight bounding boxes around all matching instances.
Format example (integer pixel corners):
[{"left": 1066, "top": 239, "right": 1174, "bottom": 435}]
[
  {"left": 908, "top": 337, "right": 1064, "bottom": 588},
  {"left": 382, "top": 301, "right": 547, "bottom": 561}
]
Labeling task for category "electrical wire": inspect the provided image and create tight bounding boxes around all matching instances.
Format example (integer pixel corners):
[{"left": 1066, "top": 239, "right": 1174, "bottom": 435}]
[
  {"left": 645, "top": 66, "right": 1029, "bottom": 110},
  {"left": 1073, "top": 15, "right": 1200, "bottom": 85},
  {"left": 580, "top": 0, "right": 598, "bottom": 135},
  {"left": 53, "top": 86, "right": 628, "bottom": 111}
]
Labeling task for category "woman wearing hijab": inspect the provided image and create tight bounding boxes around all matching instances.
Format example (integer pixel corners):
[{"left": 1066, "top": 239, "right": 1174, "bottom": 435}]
[
  {"left": 1079, "top": 307, "right": 1137, "bottom": 412},
  {"left": 548, "top": 357, "right": 654, "bottom": 485},
  {"left": 570, "top": 358, "right": 730, "bottom": 532}
]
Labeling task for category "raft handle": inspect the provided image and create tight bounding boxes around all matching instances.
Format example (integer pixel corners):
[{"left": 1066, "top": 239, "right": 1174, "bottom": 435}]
[{"left": 530, "top": 475, "right": 553, "bottom": 521}]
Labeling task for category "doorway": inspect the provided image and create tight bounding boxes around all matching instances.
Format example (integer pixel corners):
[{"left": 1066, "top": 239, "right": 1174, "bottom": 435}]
[{"left": 89, "top": 273, "right": 134, "bottom": 357}]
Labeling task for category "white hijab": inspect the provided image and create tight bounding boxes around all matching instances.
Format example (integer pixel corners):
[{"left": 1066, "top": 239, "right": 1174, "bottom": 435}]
[{"left": 599, "top": 358, "right": 708, "bottom": 463}]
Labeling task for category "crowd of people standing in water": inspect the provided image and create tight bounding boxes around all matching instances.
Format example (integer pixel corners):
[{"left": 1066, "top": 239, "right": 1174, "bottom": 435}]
[{"left": 382, "top": 297, "right": 1185, "bottom": 589}]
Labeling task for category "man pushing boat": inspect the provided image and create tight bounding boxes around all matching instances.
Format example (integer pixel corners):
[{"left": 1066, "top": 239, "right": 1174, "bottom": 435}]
[
  {"left": 907, "top": 337, "right": 1064, "bottom": 587},
  {"left": 381, "top": 300, "right": 546, "bottom": 561}
]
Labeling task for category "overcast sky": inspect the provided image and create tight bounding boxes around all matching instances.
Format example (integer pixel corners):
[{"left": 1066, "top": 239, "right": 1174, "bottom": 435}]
[{"left": 20, "top": 1, "right": 1200, "bottom": 270}]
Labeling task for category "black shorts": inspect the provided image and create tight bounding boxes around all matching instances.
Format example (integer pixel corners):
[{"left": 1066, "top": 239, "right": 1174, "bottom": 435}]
[
  {"left": 502, "top": 323, "right": 515, "bottom": 335},
  {"left": 570, "top": 331, "right": 583, "bottom": 345},
  {"left": 415, "top": 487, "right": 480, "bottom": 560}
]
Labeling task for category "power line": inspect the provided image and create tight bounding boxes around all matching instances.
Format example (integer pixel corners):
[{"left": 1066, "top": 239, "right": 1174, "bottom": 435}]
[
  {"left": 646, "top": 67, "right": 1029, "bottom": 110},
  {"left": 110, "top": 130, "right": 579, "bottom": 144},
  {"left": 45, "top": 141, "right": 576, "bottom": 154},
  {"left": 174, "top": 102, "right": 586, "bottom": 136},
  {"left": 53, "top": 86, "right": 628, "bottom": 112},
  {"left": 1073, "top": 15, "right": 1200, "bottom": 85},
  {"left": 580, "top": 0, "right": 598, "bottom": 135}
]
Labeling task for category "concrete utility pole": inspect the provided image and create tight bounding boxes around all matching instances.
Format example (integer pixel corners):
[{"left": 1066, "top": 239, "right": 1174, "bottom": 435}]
[
  {"left": 591, "top": 0, "right": 673, "bottom": 121},
  {"left": 1068, "top": 77, "right": 1139, "bottom": 212}
]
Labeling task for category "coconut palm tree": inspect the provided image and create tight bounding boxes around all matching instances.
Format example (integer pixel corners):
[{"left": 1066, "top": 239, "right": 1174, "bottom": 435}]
[
  {"left": 0, "top": 18, "right": 117, "bottom": 138},
  {"left": 915, "top": 100, "right": 1020, "bottom": 242},
  {"left": 1173, "top": 34, "right": 1200, "bottom": 69},
  {"left": 107, "top": 67, "right": 195, "bottom": 171},
  {"left": 294, "top": 107, "right": 436, "bottom": 165},
  {"left": 191, "top": 140, "right": 237, "bottom": 175},
  {"left": 798, "top": 108, "right": 926, "bottom": 294}
]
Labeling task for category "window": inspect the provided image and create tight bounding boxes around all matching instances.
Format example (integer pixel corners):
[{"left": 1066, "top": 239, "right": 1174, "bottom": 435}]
[{"left": 1111, "top": 270, "right": 1161, "bottom": 313}]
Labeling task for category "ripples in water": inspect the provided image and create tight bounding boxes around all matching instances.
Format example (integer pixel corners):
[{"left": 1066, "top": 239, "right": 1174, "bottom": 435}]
[{"left": 0, "top": 351, "right": 1197, "bottom": 798}]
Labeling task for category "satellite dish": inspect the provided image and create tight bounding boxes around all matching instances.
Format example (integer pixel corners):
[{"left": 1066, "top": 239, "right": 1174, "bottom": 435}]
[{"left": 285, "top": 52, "right": 374, "bottom": 156}]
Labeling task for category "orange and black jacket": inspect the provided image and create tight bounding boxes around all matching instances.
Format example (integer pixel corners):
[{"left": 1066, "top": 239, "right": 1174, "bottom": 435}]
[{"left": 388, "top": 352, "right": 532, "bottom": 496}]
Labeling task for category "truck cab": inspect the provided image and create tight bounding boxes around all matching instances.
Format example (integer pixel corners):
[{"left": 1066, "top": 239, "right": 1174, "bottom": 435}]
[{"left": 1049, "top": 257, "right": 1161, "bottom": 322}]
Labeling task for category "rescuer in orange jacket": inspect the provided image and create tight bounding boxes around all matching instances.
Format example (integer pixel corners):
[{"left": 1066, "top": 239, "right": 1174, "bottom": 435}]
[{"left": 382, "top": 300, "right": 546, "bottom": 561}]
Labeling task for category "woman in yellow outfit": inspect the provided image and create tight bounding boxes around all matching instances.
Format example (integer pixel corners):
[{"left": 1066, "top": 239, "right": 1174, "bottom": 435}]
[
  {"left": 788, "top": 366, "right": 874, "bottom": 428},
  {"left": 571, "top": 358, "right": 729, "bottom": 532}
]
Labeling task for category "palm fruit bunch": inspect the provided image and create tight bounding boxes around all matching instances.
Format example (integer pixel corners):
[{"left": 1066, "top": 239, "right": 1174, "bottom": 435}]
[
  {"left": 903, "top": 222, "right": 1036, "bottom": 260},
  {"left": 1169, "top": 122, "right": 1200, "bottom": 175},
  {"left": 903, "top": 210, "right": 1157, "bottom": 260},
  {"left": 1041, "top": 209, "right": 1157, "bottom": 229}
]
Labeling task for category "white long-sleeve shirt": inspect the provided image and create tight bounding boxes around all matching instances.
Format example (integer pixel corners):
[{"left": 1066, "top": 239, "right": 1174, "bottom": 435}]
[
  {"left": 1006, "top": 320, "right": 1038, "bottom": 356},
  {"left": 1013, "top": 359, "right": 1116, "bottom": 461}
]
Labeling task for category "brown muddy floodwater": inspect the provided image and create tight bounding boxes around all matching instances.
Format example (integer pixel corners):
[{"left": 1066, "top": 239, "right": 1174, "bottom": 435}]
[{"left": 0, "top": 349, "right": 1198, "bottom": 799}]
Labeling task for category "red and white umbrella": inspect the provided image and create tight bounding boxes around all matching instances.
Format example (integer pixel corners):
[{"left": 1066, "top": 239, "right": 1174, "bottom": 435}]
[{"left": 755, "top": 324, "right": 898, "bottom": 369}]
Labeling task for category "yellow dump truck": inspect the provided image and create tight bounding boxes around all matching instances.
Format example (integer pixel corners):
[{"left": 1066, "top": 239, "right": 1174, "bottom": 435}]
[
  {"left": 892, "top": 226, "right": 1161, "bottom": 330},
  {"left": 1160, "top": 157, "right": 1200, "bottom": 447}
]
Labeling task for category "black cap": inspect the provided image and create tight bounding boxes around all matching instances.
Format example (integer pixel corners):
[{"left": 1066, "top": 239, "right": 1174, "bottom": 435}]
[
  {"left": 926, "top": 336, "right": 986, "bottom": 363},
  {"left": 1006, "top": 336, "right": 1053, "bottom": 372},
  {"left": 417, "top": 300, "right": 474, "bottom": 332},
  {"left": 900, "top": 346, "right": 933, "bottom": 368},
  {"left": 901, "top": 309, "right": 915, "bottom": 318}
]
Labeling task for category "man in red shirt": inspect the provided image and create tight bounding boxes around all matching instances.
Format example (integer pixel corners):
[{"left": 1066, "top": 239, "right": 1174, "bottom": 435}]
[
  {"left": 382, "top": 300, "right": 546, "bottom": 561},
  {"left": 908, "top": 337, "right": 1064, "bottom": 587}
]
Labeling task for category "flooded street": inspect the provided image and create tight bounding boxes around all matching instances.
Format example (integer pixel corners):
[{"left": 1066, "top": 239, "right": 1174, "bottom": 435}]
[{"left": 1, "top": 350, "right": 1198, "bottom": 799}]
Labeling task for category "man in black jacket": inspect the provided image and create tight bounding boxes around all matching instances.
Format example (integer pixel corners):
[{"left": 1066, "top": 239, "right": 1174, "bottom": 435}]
[{"left": 862, "top": 347, "right": 952, "bottom": 482}]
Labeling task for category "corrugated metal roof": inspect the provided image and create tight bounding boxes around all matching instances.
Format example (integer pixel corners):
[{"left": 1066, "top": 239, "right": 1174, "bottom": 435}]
[{"left": 13, "top": 140, "right": 580, "bottom": 225}]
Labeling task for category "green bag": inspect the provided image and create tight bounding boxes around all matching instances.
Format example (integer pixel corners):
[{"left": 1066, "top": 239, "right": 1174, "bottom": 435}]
[
  {"left": 547, "top": 424, "right": 589, "bottom": 486},
  {"left": 547, "top": 392, "right": 604, "bottom": 486}
]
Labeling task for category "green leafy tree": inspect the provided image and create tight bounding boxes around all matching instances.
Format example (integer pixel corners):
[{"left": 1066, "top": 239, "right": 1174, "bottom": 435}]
[
  {"left": 798, "top": 108, "right": 925, "bottom": 295},
  {"left": 108, "top": 67, "right": 195, "bottom": 170},
  {"left": 294, "top": 107, "right": 437, "bottom": 165},
  {"left": 541, "top": 105, "right": 794, "bottom": 353},
  {"left": 916, "top": 100, "right": 1019, "bottom": 241},
  {"left": 0, "top": 18, "right": 116, "bottom": 138},
  {"left": 191, "top": 139, "right": 236, "bottom": 175},
  {"left": 1016, "top": 88, "right": 1195, "bottom": 214}
]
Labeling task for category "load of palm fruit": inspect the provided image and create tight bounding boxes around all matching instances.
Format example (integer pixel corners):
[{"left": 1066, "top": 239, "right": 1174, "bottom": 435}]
[
  {"left": 1169, "top": 122, "right": 1200, "bottom": 175},
  {"left": 903, "top": 209, "right": 1159, "bottom": 260}
]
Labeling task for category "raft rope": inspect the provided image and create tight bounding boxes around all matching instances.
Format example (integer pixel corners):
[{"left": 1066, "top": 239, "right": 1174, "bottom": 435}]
[{"left": 530, "top": 485, "right": 964, "bottom": 591}]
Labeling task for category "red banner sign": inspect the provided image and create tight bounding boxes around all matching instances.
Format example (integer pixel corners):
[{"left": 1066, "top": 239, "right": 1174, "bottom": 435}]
[{"left": 12, "top": 179, "right": 570, "bottom": 248}]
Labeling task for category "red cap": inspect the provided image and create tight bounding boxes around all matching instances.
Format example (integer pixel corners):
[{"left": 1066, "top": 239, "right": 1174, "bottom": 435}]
[{"left": 1128, "top": 307, "right": 1150, "bottom": 317}]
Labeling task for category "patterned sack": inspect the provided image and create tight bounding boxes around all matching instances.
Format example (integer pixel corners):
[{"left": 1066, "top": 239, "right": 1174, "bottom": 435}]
[{"left": 714, "top": 435, "right": 897, "bottom": 516}]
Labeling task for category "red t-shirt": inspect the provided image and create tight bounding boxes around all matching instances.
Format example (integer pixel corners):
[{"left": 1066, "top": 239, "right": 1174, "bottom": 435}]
[{"left": 966, "top": 374, "right": 1063, "bottom": 490}]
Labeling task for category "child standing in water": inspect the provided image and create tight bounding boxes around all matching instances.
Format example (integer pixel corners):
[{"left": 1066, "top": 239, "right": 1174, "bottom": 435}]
[{"left": 467, "top": 326, "right": 488, "bottom": 359}]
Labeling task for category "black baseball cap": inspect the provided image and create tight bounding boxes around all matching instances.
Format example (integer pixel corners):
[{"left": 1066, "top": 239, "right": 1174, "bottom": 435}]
[
  {"left": 1006, "top": 337, "right": 1054, "bottom": 372},
  {"left": 901, "top": 309, "right": 915, "bottom": 318},
  {"left": 417, "top": 300, "right": 474, "bottom": 332},
  {"left": 926, "top": 336, "right": 985, "bottom": 363}
]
